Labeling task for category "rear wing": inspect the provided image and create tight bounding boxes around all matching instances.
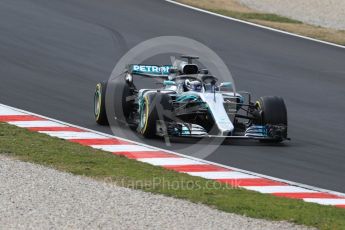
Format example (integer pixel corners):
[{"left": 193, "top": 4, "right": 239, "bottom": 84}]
[{"left": 127, "top": 64, "right": 172, "bottom": 77}]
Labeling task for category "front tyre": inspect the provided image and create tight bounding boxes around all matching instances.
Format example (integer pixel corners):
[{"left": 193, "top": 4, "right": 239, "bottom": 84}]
[
  {"left": 139, "top": 93, "right": 172, "bottom": 138},
  {"left": 94, "top": 82, "right": 108, "bottom": 125},
  {"left": 256, "top": 96, "right": 287, "bottom": 143}
]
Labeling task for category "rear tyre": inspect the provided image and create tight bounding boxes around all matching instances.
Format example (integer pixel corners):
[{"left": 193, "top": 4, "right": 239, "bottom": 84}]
[
  {"left": 94, "top": 82, "right": 108, "bottom": 125},
  {"left": 256, "top": 96, "right": 287, "bottom": 143},
  {"left": 139, "top": 93, "right": 172, "bottom": 138}
]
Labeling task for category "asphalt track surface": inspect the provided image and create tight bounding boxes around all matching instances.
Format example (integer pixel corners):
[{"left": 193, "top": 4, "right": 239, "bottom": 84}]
[{"left": 1, "top": 0, "right": 345, "bottom": 192}]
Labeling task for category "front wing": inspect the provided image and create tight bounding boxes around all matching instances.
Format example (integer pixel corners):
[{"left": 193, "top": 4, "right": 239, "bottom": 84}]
[{"left": 156, "top": 121, "right": 289, "bottom": 141}]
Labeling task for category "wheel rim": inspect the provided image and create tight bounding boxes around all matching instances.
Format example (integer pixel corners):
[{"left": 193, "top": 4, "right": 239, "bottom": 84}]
[
  {"left": 94, "top": 85, "right": 101, "bottom": 118},
  {"left": 140, "top": 102, "right": 147, "bottom": 130},
  {"left": 139, "top": 97, "right": 149, "bottom": 133}
]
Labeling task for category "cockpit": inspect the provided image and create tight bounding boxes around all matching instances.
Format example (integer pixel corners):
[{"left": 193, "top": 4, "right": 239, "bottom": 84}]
[{"left": 184, "top": 79, "right": 202, "bottom": 92}]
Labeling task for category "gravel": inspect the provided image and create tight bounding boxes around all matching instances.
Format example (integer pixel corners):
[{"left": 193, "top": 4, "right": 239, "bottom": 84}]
[
  {"left": 237, "top": 0, "right": 345, "bottom": 30},
  {"left": 0, "top": 155, "right": 311, "bottom": 230}
]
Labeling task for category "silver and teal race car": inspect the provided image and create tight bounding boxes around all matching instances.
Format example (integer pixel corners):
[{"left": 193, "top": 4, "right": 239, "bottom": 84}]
[{"left": 94, "top": 56, "right": 288, "bottom": 143}]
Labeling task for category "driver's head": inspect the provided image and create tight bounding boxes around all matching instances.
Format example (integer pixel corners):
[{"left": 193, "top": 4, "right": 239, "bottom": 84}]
[{"left": 185, "top": 79, "right": 202, "bottom": 92}]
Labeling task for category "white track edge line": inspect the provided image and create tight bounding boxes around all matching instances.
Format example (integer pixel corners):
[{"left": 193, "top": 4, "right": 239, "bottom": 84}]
[
  {"left": 165, "top": 0, "right": 345, "bottom": 49},
  {"left": 1, "top": 103, "right": 345, "bottom": 197}
]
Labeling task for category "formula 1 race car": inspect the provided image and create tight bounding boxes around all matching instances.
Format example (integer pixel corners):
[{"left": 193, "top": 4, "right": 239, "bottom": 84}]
[{"left": 94, "top": 56, "right": 288, "bottom": 143}]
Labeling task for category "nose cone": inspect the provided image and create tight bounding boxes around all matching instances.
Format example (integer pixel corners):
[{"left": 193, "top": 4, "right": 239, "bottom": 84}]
[{"left": 200, "top": 93, "right": 234, "bottom": 136}]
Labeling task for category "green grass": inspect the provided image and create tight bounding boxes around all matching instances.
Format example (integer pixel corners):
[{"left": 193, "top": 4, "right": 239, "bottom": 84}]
[
  {"left": 1, "top": 122, "right": 345, "bottom": 229},
  {"left": 212, "top": 9, "right": 302, "bottom": 24}
]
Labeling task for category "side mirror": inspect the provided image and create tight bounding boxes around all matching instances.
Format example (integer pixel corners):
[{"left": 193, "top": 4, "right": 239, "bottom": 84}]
[
  {"left": 163, "top": 80, "right": 176, "bottom": 86},
  {"left": 219, "top": 82, "right": 232, "bottom": 91}
]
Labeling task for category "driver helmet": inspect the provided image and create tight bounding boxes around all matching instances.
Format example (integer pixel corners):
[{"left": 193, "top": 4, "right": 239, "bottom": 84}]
[{"left": 185, "top": 79, "right": 202, "bottom": 92}]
